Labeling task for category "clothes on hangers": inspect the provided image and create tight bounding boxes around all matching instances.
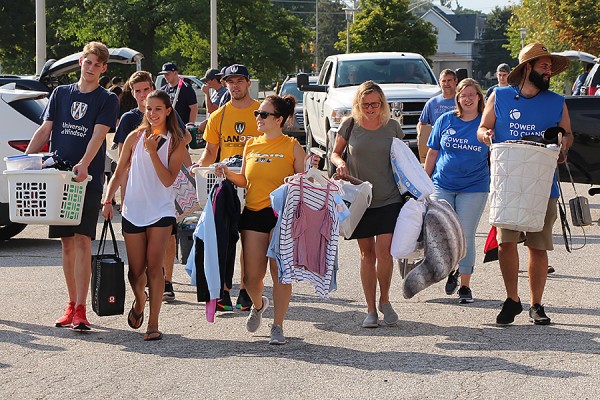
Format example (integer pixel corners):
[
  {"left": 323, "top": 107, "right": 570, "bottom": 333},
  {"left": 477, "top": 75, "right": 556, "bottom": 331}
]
[{"left": 276, "top": 176, "right": 340, "bottom": 297}]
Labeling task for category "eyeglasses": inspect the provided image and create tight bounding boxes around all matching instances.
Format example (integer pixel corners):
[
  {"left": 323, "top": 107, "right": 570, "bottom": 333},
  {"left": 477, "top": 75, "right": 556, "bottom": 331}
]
[
  {"left": 254, "top": 110, "right": 280, "bottom": 119},
  {"left": 458, "top": 93, "right": 478, "bottom": 100},
  {"left": 361, "top": 102, "right": 381, "bottom": 109}
]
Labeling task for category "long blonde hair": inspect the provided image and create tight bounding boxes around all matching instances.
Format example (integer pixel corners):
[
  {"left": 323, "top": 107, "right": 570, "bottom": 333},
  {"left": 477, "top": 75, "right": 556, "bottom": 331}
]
[{"left": 351, "top": 80, "right": 391, "bottom": 126}]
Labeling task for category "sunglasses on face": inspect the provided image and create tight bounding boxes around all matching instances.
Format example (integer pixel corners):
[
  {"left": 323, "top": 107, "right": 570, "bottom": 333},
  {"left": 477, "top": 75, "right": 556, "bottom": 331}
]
[{"left": 254, "top": 110, "right": 280, "bottom": 119}]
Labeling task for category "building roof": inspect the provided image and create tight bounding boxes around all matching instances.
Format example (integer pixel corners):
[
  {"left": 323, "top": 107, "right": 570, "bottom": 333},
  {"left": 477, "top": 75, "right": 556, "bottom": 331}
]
[{"left": 429, "top": 6, "right": 485, "bottom": 41}]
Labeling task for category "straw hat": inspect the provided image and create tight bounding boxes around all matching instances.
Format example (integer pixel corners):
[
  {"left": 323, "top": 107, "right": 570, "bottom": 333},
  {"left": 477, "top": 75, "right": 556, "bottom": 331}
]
[{"left": 507, "top": 43, "right": 570, "bottom": 85}]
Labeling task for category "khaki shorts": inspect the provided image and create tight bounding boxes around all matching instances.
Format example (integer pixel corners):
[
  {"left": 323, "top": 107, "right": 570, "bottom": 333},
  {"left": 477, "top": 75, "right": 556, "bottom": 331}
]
[{"left": 497, "top": 198, "right": 558, "bottom": 251}]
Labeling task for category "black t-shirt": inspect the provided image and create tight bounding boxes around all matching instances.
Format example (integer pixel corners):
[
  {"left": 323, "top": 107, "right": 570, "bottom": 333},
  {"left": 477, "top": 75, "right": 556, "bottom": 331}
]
[{"left": 161, "top": 81, "right": 197, "bottom": 123}]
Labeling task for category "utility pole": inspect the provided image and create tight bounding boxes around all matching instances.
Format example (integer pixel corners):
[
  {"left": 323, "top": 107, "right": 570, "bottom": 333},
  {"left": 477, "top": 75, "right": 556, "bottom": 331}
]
[{"left": 35, "top": 0, "right": 46, "bottom": 75}]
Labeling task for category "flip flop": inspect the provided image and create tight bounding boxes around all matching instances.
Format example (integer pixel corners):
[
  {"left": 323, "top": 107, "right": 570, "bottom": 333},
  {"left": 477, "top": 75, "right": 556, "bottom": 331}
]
[
  {"left": 143, "top": 330, "right": 163, "bottom": 341},
  {"left": 127, "top": 300, "right": 144, "bottom": 330}
]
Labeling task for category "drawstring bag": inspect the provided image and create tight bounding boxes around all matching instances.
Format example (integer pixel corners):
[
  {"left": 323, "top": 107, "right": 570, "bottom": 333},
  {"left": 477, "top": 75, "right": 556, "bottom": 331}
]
[{"left": 173, "top": 165, "right": 201, "bottom": 222}]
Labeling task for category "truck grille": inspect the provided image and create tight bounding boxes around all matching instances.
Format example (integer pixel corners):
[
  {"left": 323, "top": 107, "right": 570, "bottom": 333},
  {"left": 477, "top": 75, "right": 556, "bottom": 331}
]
[
  {"left": 389, "top": 100, "right": 427, "bottom": 137},
  {"left": 295, "top": 112, "right": 304, "bottom": 129}
]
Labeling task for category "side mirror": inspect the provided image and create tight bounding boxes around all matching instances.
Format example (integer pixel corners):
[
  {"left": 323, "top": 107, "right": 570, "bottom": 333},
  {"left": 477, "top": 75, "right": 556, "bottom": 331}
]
[{"left": 297, "top": 73, "right": 309, "bottom": 89}]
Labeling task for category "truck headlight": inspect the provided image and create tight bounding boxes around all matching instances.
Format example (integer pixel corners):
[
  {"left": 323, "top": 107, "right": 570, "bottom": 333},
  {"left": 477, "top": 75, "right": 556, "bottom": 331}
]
[{"left": 331, "top": 108, "right": 352, "bottom": 126}]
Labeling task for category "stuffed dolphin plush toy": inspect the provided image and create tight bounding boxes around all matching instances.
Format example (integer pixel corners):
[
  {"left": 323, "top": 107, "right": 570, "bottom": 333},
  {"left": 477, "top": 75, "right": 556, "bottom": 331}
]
[{"left": 403, "top": 199, "right": 466, "bottom": 299}]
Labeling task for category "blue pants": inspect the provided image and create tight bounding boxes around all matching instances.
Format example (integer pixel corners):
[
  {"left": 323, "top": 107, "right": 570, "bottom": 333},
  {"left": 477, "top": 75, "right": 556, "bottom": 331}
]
[{"left": 430, "top": 188, "right": 488, "bottom": 275}]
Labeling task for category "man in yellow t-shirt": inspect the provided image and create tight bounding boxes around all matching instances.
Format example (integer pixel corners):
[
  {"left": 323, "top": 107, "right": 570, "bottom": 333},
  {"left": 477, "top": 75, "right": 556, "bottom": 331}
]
[
  {"left": 198, "top": 64, "right": 260, "bottom": 312},
  {"left": 200, "top": 64, "right": 261, "bottom": 164}
]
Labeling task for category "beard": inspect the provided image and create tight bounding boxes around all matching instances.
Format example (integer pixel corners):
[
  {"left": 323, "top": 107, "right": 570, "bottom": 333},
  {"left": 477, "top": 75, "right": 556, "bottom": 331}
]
[{"left": 528, "top": 69, "right": 550, "bottom": 91}]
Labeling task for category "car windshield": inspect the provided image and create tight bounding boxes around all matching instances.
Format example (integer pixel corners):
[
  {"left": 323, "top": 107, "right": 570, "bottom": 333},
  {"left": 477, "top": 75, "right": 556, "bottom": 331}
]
[
  {"left": 335, "top": 59, "right": 436, "bottom": 87},
  {"left": 280, "top": 81, "right": 304, "bottom": 104}
]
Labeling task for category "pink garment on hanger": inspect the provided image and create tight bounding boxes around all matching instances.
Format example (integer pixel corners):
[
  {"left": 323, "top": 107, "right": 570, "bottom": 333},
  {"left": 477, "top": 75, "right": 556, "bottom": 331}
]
[
  {"left": 291, "top": 177, "right": 332, "bottom": 276},
  {"left": 206, "top": 299, "right": 217, "bottom": 323}
]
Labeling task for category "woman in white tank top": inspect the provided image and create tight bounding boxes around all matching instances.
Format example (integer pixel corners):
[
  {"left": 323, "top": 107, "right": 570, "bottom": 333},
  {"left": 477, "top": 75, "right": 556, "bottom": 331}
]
[{"left": 102, "top": 90, "right": 187, "bottom": 341}]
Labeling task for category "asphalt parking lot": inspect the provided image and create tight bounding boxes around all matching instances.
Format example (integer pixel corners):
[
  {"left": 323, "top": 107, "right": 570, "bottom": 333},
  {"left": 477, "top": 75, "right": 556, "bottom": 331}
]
[{"left": 1, "top": 182, "right": 599, "bottom": 399}]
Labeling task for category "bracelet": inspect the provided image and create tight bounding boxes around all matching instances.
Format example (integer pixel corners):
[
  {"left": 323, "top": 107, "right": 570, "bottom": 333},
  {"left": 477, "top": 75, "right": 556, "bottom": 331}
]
[{"left": 102, "top": 201, "right": 112, "bottom": 205}]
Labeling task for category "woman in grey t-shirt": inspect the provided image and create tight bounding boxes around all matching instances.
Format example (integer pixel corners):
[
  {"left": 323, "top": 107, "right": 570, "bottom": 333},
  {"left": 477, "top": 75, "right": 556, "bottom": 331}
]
[{"left": 330, "top": 81, "right": 404, "bottom": 329}]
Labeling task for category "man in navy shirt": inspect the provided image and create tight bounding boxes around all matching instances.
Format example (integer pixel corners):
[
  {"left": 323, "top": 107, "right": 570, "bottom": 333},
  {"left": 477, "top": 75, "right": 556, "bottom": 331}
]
[
  {"left": 159, "top": 62, "right": 198, "bottom": 125},
  {"left": 26, "top": 41, "right": 119, "bottom": 331}
]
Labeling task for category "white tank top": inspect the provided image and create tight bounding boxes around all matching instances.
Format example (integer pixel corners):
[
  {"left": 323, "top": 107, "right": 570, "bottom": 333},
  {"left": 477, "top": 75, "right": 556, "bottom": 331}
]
[{"left": 122, "top": 131, "right": 176, "bottom": 226}]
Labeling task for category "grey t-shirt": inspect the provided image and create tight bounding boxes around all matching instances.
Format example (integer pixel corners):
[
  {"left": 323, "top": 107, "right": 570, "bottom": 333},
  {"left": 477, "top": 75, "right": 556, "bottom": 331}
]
[{"left": 339, "top": 117, "right": 404, "bottom": 208}]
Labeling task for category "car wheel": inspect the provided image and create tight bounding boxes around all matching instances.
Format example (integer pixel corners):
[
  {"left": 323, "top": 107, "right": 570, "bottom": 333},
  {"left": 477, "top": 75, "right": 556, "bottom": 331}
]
[{"left": 0, "top": 222, "right": 27, "bottom": 240}]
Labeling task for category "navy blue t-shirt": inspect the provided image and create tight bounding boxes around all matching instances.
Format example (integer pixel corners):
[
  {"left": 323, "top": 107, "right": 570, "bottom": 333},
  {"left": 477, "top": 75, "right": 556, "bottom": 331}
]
[
  {"left": 161, "top": 81, "right": 197, "bottom": 123},
  {"left": 43, "top": 83, "right": 119, "bottom": 193},
  {"left": 114, "top": 107, "right": 186, "bottom": 145}
]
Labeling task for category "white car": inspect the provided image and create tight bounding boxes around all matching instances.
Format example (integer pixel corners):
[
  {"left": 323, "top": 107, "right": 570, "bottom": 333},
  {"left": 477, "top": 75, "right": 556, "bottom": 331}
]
[
  {"left": 0, "top": 85, "right": 49, "bottom": 239},
  {"left": 155, "top": 74, "right": 207, "bottom": 111},
  {"left": 1, "top": 48, "right": 144, "bottom": 239}
]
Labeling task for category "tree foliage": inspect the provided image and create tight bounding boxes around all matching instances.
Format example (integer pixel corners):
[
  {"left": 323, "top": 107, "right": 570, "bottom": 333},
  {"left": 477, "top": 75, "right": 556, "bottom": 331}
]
[
  {"left": 507, "top": 0, "right": 600, "bottom": 93},
  {"left": 479, "top": 7, "right": 516, "bottom": 76},
  {"left": 337, "top": 0, "right": 437, "bottom": 57}
]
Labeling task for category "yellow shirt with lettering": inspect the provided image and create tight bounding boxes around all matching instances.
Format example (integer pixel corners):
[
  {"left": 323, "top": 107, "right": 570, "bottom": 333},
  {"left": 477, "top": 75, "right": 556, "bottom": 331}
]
[
  {"left": 244, "top": 134, "right": 297, "bottom": 211},
  {"left": 203, "top": 100, "right": 261, "bottom": 160}
]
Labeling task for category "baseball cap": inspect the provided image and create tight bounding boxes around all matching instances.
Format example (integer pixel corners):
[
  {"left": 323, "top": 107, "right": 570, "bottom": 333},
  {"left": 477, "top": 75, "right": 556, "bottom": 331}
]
[
  {"left": 222, "top": 64, "right": 251, "bottom": 80},
  {"left": 159, "top": 62, "right": 178, "bottom": 74},
  {"left": 496, "top": 63, "right": 511, "bottom": 73},
  {"left": 200, "top": 68, "right": 221, "bottom": 83}
]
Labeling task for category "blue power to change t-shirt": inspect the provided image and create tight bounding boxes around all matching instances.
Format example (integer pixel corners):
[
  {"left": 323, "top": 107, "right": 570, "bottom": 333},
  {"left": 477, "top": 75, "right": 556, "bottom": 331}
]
[
  {"left": 43, "top": 83, "right": 119, "bottom": 193},
  {"left": 419, "top": 94, "right": 456, "bottom": 125},
  {"left": 427, "top": 111, "right": 490, "bottom": 193}
]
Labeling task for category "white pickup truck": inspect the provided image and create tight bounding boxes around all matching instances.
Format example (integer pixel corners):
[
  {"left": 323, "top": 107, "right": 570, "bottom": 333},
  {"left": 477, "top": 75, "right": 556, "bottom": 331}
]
[{"left": 297, "top": 52, "right": 440, "bottom": 173}]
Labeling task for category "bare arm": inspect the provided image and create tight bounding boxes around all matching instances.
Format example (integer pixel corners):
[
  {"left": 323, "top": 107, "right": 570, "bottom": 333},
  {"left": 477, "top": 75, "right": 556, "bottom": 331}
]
[
  {"left": 330, "top": 133, "right": 348, "bottom": 177},
  {"left": 101, "top": 133, "right": 137, "bottom": 220},
  {"left": 214, "top": 144, "right": 249, "bottom": 188},
  {"left": 203, "top": 85, "right": 218, "bottom": 114},
  {"left": 198, "top": 142, "right": 219, "bottom": 166},
  {"left": 559, "top": 103, "right": 573, "bottom": 149},
  {"left": 72, "top": 123, "right": 111, "bottom": 182},
  {"left": 424, "top": 148, "right": 439, "bottom": 177},
  {"left": 188, "top": 103, "right": 199, "bottom": 125},
  {"left": 477, "top": 91, "right": 497, "bottom": 146},
  {"left": 26, "top": 121, "right": 53, "bottom": 154},
  {"left": 145, "top": 135, "right": 187, "bottom": 187}
]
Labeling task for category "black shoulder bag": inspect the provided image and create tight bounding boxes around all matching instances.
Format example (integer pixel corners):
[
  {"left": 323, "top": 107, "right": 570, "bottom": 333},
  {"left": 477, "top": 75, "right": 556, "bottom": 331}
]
[{"left": 91, "top": 219, "right": 126, "bottom": 316}]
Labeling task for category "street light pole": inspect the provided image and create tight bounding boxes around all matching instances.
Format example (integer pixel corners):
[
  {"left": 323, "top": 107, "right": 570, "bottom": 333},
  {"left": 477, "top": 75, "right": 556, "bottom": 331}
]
[
  {"left": 210, "top": 0, "right": 217, "bottom": 69},
  {"left": 519, "top": 28, "right": 526, "bottom": 49},
  {"left": 315, "top": 0, "right": 319, "bottom": 73},
  {"left": 35, "top": 0, "right": 46, "bottom": 75},
  {"left": 343, "top": 6, "right": 356, "bottom": 54}
]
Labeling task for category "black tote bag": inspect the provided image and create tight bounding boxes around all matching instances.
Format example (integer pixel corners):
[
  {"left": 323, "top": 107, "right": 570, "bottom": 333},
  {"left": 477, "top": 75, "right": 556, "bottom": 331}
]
[{"left": 91, "top": 219, "right": 126, "bottom": 316}]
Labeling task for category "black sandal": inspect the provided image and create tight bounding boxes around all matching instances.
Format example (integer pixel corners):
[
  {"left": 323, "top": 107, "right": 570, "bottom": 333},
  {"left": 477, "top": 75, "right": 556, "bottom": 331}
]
[
  {"left": 144, "top": 330, "right": 163, "bottom": 341},
  {"left": 127, "top": 300, "right": 144, "bottom": 330}
]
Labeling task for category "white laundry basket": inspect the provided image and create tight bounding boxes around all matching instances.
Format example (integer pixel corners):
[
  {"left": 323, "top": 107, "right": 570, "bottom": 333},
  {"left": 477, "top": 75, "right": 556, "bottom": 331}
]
[
  {"left": 3, "top": 169, "right": 92, "bottom": 225},
  {"left": 488, "top": 141, "right": 559, "bottom": 232},
  {"left": 191, "top": 167, "right": 245, "bottom": 209}
]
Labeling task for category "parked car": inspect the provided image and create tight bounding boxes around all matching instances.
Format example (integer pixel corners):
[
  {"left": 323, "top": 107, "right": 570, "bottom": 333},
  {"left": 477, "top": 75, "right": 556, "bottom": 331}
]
[
  {"left": 1, "top": 48, "right": 144, "bottom": 240},
  {"left": 155, "top": 74, "right": 206, "bottom": 110},
  {"left": 277, "top": 74, "right": 318, "bottom": 144},
  {"left": 581, "top": 62, "right": 600, "bottom": 95},
  {"left": 0, "top": 85, "right": 49, "bottom": 239},
  {"left": 0, "top": 47, "right": 144, "bottom": 93}
]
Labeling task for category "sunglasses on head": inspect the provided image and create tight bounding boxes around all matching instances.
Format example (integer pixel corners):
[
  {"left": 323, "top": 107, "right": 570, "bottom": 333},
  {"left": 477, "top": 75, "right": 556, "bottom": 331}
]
[{"left": 253, "top": 110, "right": 280, "bottom": 119}]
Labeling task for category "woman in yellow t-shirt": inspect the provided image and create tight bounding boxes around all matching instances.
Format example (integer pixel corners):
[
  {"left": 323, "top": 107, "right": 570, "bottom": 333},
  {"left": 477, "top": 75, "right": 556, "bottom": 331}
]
[{"left": 216, "top": 94, "right": 318, "bottom": 345}]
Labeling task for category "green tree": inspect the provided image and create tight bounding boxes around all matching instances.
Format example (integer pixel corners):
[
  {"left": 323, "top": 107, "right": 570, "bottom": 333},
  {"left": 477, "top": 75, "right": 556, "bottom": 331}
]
[
  {"left": 479, "top": 7, "right": 516, "bottom": 77},
  {"left": 547, "top": 0, "right": 600, "bottom": 56},
  {"left": 336, "top": 0, "right": 437, "bottom": 56}
]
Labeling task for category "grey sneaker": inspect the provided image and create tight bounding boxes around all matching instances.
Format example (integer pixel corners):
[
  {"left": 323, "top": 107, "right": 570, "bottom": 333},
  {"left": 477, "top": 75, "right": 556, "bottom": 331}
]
[
  {"left": 269, "top": 324, "right": 287, "bottom": 345},
  {"left": 246, "top": 296, "right": 269, "bottom": 333},
  {"left": 378, "top": 303, "right": 399, "bottom": 326},
  {"left": 362, "top": 311, "right": 379, "bottom": 328}
]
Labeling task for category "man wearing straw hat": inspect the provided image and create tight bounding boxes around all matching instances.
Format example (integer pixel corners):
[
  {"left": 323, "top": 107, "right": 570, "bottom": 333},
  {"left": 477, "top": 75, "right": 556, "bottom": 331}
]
[{"left": 478, "top": 43, "right": 573, "bottom": 326}]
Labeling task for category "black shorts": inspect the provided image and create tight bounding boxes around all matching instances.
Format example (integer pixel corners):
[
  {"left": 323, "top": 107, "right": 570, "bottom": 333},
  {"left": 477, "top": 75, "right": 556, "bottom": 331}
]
[
  {"left": 348, "top": 202, "right": 403, "bottom": 240},
  {"left": 49, "top": 189, "right": 102, "bottom": 240},
  {"left": 239, "top": 207, "right": 278, "bottom": 233},
  {"left": 122, "top": 216, "right": 177, "bottom": 234}
]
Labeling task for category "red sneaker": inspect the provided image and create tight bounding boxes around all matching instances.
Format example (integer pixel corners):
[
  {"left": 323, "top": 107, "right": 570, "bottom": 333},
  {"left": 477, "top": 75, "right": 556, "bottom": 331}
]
[
  {"left": 71, "top": 304, "right": 91, "bottom": 331},
  {"left": 55, "top": 301, "right": 76, "bottom": 327}
]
